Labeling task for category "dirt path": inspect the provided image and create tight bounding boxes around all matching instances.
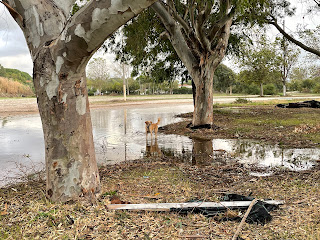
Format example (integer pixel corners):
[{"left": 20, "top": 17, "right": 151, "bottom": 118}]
[
  {"left": 0, "top": 95, "right": 319, "bottom": 117},
  {"left": 0, "top": 97, "right": 193, "bottom": 117}
]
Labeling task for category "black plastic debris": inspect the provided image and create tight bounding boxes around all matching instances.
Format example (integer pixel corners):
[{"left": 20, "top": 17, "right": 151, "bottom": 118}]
[
  {"left": 186, "top": 122, "right": 221, "bottom": 130},
  {"left": 276, "top": 100, "right": 320, "bottom": 108},
  {"left": 170, "top": 194, "right": 280, "bottom": 225}
]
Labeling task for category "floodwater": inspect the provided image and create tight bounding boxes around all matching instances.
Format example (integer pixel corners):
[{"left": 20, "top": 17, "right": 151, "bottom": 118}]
[{"left": 0, "top": 103, "right": 319, "bottom": 186}]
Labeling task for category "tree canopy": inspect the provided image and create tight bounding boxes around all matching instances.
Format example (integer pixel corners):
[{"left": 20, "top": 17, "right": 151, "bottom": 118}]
[{"left": 107, "top": 0, "right": 275, "bottom": 126}]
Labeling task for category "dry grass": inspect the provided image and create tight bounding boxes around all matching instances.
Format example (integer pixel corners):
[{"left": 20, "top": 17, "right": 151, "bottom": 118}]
[
  {"left": 1, "top": 158, "right": 319, "bottom": 239},
  {"left": 0, "top": 77, "right": 33, "bottom": 97}
]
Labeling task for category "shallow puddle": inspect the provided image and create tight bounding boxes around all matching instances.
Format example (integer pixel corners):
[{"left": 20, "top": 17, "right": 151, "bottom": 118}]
[
  {"left": 0, "top": 103, "right": 319, "bottom": 186},
  {"left": 168, "top": 138, "right": 318, "bottom": 171}
]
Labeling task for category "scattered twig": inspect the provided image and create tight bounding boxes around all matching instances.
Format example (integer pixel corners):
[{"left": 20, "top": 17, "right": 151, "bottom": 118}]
[
  {"left": 179, "top": 235, "right": 207, "bottom": 239},
  {"left": 0, "top": 203, "right": 8, "bottom": 215},
  {"left": 232, "top": 199, "right": 258, "bottom": 240}
]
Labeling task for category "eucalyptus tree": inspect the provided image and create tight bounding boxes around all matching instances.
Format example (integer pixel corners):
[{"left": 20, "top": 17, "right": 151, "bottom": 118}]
[
  {"left": 237, "top": 36, "right": 281, "bottom": 96},
  {"left": 213, "top": 64, "right": 236, "bottom": 94},
  {"left": 1, "top": 0, "right": 157, "bottom": 202},
  {"left": 110, "top": 0, "right": 268, "bottom": 127},
  {"left": 275, "top": 37, "right": 300, "bottom": 96}
]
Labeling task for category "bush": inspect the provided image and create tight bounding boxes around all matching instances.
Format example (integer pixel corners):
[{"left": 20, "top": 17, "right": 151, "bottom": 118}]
[
  {"left": 233, "top": 98, "right": 252, "bottom": 104},
  {"left": 313, "top": 84, "right": 320, "bottom": 93},
  {"left": 301, "top": 79, "right": 316, "bottom": 92},
  {"left": 263, "top": 84, "right": 278, "bottom": 95},
  {"left": 233, "top": 83, "right": 259, "bottom": 95},
  {"left": 88, "top": 89, "right": 95, "bottom": 96},
  {"left": 173, "top": 87, "right": 193, "bottom": 94}
]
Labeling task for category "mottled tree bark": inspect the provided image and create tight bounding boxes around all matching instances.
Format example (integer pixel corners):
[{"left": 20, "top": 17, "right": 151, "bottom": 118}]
[
  {"left": 5, "top": 0, "right": 157, "bottom": 202},
  {"left": 192, "top": 62, "right": 216, "bottom": 126}
]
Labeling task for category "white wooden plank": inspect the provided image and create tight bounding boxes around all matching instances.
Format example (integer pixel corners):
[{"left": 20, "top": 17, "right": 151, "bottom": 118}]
[{"left": 106, "top": 200, "right": 284, "bottom": 211}]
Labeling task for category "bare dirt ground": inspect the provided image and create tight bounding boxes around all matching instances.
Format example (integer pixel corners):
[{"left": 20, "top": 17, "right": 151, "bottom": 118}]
[
  {"left": 0, "top": 96, "right": 194, "bottom": 117},
  {"left": 0, "top": 95, "right": 318, "bottom": 117}
]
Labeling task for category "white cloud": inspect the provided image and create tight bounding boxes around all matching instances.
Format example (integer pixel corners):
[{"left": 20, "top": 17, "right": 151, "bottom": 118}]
[
  {"left": 0, "top": 54, "right": 33, "bottom": 75},
  {"left": 0, "top": 5, "right": 32, "bottom": 75}
]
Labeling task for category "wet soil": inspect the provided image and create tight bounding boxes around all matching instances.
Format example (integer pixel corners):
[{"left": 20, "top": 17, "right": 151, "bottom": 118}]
[{"left": 160, "top": 105, "right": 320, "bottom": 148}]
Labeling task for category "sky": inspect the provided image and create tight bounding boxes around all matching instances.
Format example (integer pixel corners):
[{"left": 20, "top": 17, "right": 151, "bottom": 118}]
[{"left": 0, "top": 1, "right": 318, "bottom": 77}]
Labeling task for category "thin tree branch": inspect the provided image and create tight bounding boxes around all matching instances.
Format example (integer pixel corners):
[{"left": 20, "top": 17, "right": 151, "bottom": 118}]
[
  {"left": 269, "top": 19, "right": 320, "bottom": 57},
  {"left": 151, "top": 1, "right": 199, "bottom": 84},
  {"left": 56, "top": 0, "right": 158, "bottom": 63},
  {"left": 156, "top": 1, "right": 202, "bottom": 57},
  {"left": 166, "top": 0, "right": 192, "bottom": 35},
  {"left": 195, "top": 7, "right": 211, "bottom": 52},
  {"left": 209, "top": 6, "right": 236, "bottom": 43},
  {"left": 313, "top": 0, "right": 320, "bottom": 7},
  {"left": 232, "top": 199, "right": 258, "bottom": 240}
]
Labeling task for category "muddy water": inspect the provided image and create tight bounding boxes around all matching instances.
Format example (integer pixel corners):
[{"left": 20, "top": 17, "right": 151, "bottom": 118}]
[{"left": 0, "top": 103, "right": 319, "bottom": 186}]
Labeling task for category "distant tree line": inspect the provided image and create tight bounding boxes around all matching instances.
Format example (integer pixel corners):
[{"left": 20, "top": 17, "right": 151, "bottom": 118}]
[{"left": 87, "top": 60, "right": 320, "bottom": 96}]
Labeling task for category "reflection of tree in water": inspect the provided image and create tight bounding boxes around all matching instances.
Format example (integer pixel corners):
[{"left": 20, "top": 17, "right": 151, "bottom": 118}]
[
  {"left": 233, "top": 140, "right": 275, "bottom": 162},
  {"left": 232, "top": 140, "right": 318, "bottom": 170},
  {"left": 144, "top": 137, "right": 319, "bottom": 170},
  {"left": 192, "top": 138, "right": 213, "bottom": 166}
]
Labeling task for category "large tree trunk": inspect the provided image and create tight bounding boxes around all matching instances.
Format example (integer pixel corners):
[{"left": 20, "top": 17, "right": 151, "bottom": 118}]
[
  {"left": 260, "top": 83, "right": 264, "bottom": 97},
  {"left": 5, "top": 0, "right": 157, "bottom": 202},
  {"left": 283, "top": 81, "right": 287, "bottom": 96},
  {"left": 33, "top": 49, "right": 99, "bottom": 202},
  {"left": 151, "top": 2, "right": 232, "bottom": 127},
  {"left": 193, "top": 72, "right": 214, "bottom": 126}
]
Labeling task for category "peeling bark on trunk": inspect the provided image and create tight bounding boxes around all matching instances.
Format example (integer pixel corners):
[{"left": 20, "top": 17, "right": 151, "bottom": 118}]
[
  {"left": 193, "top": 81, "right": 213, "bottom": 126},
  {"left": 5, "top": 0, "right": 157, "bottom": 202},
  {"left": 192, "top": 63, "right": 216, "bottom": 126},
  {"left": 33, "top": 49, "right": 100, "bottom": 202}
]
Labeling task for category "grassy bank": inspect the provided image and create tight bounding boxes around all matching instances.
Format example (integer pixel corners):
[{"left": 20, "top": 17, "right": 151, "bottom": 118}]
[{"left": 161, "top": 99, "right": 320, "bottom": 148}]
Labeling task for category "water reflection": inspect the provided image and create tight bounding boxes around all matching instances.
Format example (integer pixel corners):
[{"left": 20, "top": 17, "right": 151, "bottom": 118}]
[
  {"left": 1, "top": 103, "right": 320, "bottom": 186},
  {"left": 145, "top": 138, "right": 162, "bottom": 157},
  {"left": 92, "top": 104, "right": 194, "bottom": 164},
  {"left": 166, "top": 138, "right": 318, "bottom": 171},
  {"left": 192, "top": 138, "right": 213, "bottom": 165}
]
